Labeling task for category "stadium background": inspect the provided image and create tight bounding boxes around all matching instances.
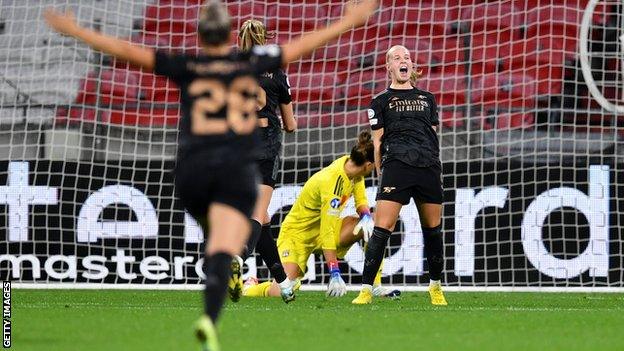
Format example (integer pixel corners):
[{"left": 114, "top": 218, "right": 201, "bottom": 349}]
[{"left": 0, "top": 0, "right": 622, "bottom": 290}]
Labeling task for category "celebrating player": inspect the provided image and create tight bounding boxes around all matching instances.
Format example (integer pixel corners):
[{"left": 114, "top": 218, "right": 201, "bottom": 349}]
[
  {"left": 44, "top": 0, "right": 378, "bottom": 349},
  {"left": 231, "top": 19, "right": 298, "bottom": 304},
  {"left": 352, "top": 45, "right": 448, "bottom": 306},
  {"left": 244, "top": 132, "right": 397, "bottom": 298}
]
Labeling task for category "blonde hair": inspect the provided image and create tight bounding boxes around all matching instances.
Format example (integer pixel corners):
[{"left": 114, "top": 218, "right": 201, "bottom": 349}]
[
  {"left": 238, "top": 19, "right": 275, "bottom": 51},
  {"left": 410, "top": 68, "right": 424, "bottom": 86},
  {"left": 385, "top": 45, "right": 424, "bottom": 85}
]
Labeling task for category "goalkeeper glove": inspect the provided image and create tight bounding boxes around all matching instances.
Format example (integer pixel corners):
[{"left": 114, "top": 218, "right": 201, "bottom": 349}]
[
  {"left": 353, "top": 211, "right": 374, "bottom": 242},
  {"left": 326, "top": 261, "right": 346, "bottom": 297}
]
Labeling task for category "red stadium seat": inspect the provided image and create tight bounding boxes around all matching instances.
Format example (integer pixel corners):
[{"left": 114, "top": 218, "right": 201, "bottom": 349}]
[
  {"left": 296, "top": 112, "right": 331, "bottom": 128},
  {"left": 226, "top": 1, "right": 271, "bottom": 29},
  {"left": 143, "top": 2, "right": 199, "bottom": 35},
  {"left": 440, "top": 109, "right": 465, "bottom": 128},
  {"left": 343, "top": 69, "right": 390, "bottom": 107},
  {"left": 137, "top": 72, "right": 180, "bottom": 103},
  {"left": 287, "top": 71, "right": 340, "bottom": 105},
  {"left": 525, "top": 4, "right": 607, "bottom": 57},
  {"left": 429, "top": 37, "right": 465, "bottom": 71},
  {"left": 180, "top": 35, "right": 201, "bottom": 55},
  {"left": 379, "top": 2, "right": 460, "bottom": 40},
  {"left": 57, "top": 104, "right": 180, "bottom": 128},
  {"left": 461, "top": 1, "right": 524, "bottom": 42},
  {"left": 502, "top": 37, "right": 566, "bottom": 95},
  {"left": 415, "top": 73, "right": 467, "bottom": 107},
  {"left": 75, "top": 69, "right": 140, "bottom": 107},
  {"left": 332, "top": 110, "right": 368, "bottom": 126},
  {"left": 471, "top": 73, "right": 539, "bottom": 110},
  {"left": 526, "top": 7, "right": 580, "bottom": 51},
  {"left": 297, "top": 110, "right": 368, "bottom": 128},
  {"left": 106, "top": 107, "right": 180, "bottom": 127},
  {"left": 483, "top": 112, "right": 535, "bottom": 130},
  {"left": 267, "top": 4, "right": 329, "bottom": 33},
  {"left": 469, "top": 37, "right": 511, "bottom": 75},
  {"left": 296, "top": 60, "right": 350, "bottom": 75},
  {"left": 307, "top": 25, "right": 390, "bottom": 63}
]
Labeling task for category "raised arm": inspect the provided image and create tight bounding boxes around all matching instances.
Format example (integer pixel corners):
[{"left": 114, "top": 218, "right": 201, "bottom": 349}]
[
  {"left": 281, "top": 0, "right": 378, "bottom": 65},
  {"left": 44, "top": 10, "right": 155, "bottom": 71}
]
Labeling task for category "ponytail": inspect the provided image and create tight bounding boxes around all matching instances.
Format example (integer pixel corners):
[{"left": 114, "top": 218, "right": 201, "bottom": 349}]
[{"left": 238, "top": 19, "right": 275, "bottom": 51}]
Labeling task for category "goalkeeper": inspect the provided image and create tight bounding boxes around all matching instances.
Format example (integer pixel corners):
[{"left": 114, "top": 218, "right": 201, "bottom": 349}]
[{"left": 244, "top": 131, "right": 398, "bottom": 298}]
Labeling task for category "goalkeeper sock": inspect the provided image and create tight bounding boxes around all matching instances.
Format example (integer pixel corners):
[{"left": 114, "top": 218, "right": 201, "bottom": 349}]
[
  {"left": 202, "top": 252, "right": 232, "bottom": 323},
  {"left": 361, "top": 227, "right": 391, "bottom": 286},
  {"left": 241, "top": 219, "right": 262, "bottom": 261},
  {"left": 256, "top": 224, "right": 288, "bottom": 283},
  {"left": 423, "top": 225, "right": 444, "bottom": 281}
]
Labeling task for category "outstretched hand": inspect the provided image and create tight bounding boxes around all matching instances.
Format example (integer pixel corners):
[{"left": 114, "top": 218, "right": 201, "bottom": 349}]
[
  {"left": 44, "top": 9, "right": 80, "bottom": 36},
  {"left": 343, "top": 0, "right": 379, "bottom": 27}
]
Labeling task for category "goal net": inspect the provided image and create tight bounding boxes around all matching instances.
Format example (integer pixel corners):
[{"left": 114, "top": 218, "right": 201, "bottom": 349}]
[{"left": 0, "top": 0, "right": 622, "bottom": 290}]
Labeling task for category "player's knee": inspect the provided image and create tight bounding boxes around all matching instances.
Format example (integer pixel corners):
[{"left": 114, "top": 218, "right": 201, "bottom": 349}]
[{"left": 374, "top": 218, "right": 396, "bottom": 232}]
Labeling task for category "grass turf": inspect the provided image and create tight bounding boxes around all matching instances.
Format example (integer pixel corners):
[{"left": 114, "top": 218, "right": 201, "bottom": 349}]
[{"left": 12, "top": 289, "right": 624, "bottom": 351}]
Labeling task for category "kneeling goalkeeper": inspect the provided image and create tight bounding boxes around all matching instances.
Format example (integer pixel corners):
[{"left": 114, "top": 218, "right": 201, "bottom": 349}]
[{"left": 245, "top": 131, "right": 397, "bottom": 298}]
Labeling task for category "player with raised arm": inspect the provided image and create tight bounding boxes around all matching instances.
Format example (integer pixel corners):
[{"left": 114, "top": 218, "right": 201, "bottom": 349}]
[
  {"left": 230, "top": 19, "right": 298, "bottom": 304},
  {"left": 244, "top": 132, "right": 398, "bottom": 299},
  {"left": 44, "top": 0, "right": 378, "bottom": 349},
  {"left": 352, "top": 45, "right": 448, "bottom": 306}
]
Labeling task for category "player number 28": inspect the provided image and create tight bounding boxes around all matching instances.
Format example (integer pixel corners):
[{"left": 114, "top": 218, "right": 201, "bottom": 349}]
[{"left": 189, "top": 76, "right": 260, "bottom": 135}]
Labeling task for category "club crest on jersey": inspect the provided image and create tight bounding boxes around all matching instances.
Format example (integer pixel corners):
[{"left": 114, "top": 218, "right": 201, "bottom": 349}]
[
  {"left": 367, "top": 109, "right": 375, "bottom": 119},
  {"left": 367, "top": 109, "right": 378, "bottom": 126},
  {"left": 383, "top": 187, "right": 396, "bottom": 193},
  {"left": 330, "top": 197, "right": 341, "bottom": 209}
]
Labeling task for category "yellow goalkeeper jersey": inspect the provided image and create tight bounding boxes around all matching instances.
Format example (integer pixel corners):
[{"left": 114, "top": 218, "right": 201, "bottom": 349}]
[{"left": 280, "top": 155, "right": 368, "bottom": 251}]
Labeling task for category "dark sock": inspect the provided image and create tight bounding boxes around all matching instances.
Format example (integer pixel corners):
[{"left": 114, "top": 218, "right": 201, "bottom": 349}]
[
  {"left": 256, "top": 224, "right": 287, "bottom": 283},
  {"left": 202, "top": 252, "right": 232, "bottom": 323},
  {"left": 423, "top": 225, "right": 444, "bottom": 281},
  {"left": 241, "top": 219, "right": 262, "bottom": 261},
  {"left": 362, "top": 227, "right": 392, "bottom": 286}
]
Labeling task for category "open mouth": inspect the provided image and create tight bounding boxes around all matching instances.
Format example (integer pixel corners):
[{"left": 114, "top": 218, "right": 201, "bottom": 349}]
[{"left": 399, "top": 66, "right": 408, "bottom": 74}]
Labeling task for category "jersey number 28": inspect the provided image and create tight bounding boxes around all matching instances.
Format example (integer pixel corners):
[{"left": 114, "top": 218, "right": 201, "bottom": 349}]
[{"left": 189, "top": 76, "right": 260, "bottom": 135}]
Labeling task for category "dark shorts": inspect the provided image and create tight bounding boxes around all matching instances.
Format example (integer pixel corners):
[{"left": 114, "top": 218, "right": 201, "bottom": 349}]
[
  {"left": 175, "top": 152, "right": 259, "bottom": 220},
  {"left": 376, "top": 160, "right": 443, "bottom": 205},
  {"left": 257, "top": 154, "right": 280, "bottom": 188}
]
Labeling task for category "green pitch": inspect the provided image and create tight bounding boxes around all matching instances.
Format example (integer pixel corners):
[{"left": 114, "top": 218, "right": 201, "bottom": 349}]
[{"left": 12, "top": 289, "right": 624, "bottom": 351}]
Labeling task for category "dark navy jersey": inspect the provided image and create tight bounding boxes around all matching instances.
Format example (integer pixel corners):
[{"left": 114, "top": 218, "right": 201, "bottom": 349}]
[
  {"left": 256, "top": 68, "right": 292, "bottom": 159},
  {"left": 257, "top": 69, "right": 291, "bottom": 128},
  {"left": 368, "top": 87, "right": 440, "bottom": 168},
  {"left": 154, "top": 44, "right": 283, "bottom": 162}
]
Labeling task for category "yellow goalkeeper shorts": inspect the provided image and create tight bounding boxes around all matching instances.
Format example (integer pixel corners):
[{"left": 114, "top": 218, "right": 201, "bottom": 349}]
[
  {"left": 277, "top": 218, "right": 352, "bottom": 274},
  {"left": 277, "top": 229, "right": 316, "bottom": 276}
]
